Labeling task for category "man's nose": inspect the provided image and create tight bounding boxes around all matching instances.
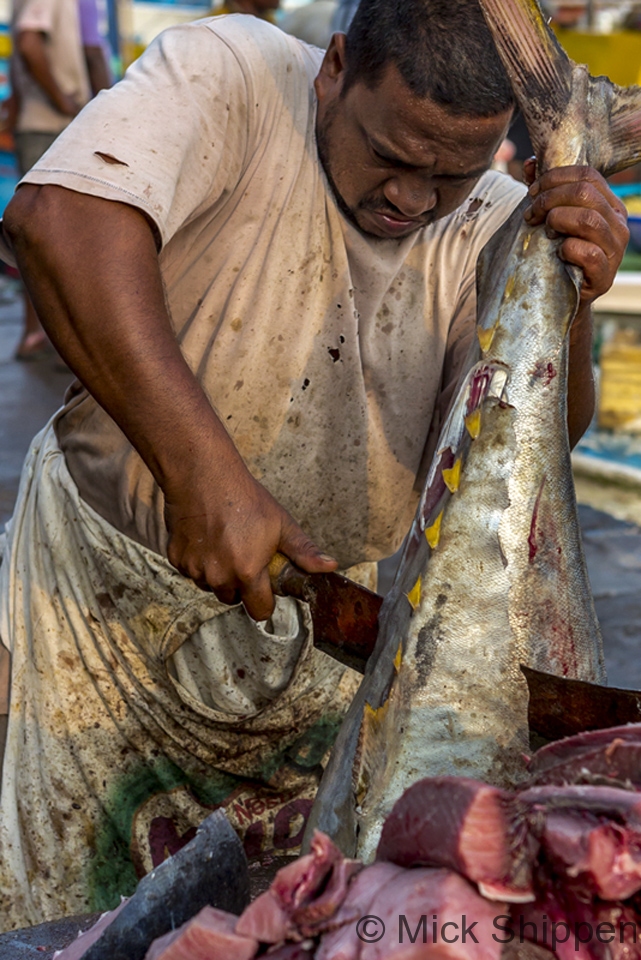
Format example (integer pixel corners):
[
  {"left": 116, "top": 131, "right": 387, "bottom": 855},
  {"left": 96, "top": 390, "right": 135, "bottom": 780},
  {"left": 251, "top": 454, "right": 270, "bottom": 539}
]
[{"left": 383, "top": 174, "right": 437, "bottom": 219}]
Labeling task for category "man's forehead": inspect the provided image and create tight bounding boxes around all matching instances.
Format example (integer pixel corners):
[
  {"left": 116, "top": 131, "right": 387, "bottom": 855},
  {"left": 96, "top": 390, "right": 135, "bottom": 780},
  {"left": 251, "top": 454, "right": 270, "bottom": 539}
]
[
  {"left": 350, "top": 64, "right": 511, "bottom": 137},
  {"left": 349, "top": 77, "right": 511, "bottom": 169}
]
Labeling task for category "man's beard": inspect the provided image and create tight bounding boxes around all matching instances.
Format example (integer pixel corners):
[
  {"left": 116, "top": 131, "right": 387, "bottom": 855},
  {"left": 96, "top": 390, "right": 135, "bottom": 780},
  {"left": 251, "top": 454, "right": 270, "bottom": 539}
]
[
  {"left": 316, "top": 104, "right": 365, "bottom": 232},
  {"left": 315, "top": 104, "right": 436, "bottom": 238}
]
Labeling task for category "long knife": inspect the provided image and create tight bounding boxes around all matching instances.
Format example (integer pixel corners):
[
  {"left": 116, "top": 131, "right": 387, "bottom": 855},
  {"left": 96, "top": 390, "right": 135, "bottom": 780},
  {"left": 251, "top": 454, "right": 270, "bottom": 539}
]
[{"left": 268, "top": 553, "right": 382, "bottom": 673}]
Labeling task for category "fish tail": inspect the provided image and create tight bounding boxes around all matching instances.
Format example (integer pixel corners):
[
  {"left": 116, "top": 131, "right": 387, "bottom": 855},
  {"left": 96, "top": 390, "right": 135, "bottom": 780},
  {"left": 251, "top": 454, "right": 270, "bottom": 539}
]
[{"left": 478, "top": 0, "right": 641, "bottom": 177}]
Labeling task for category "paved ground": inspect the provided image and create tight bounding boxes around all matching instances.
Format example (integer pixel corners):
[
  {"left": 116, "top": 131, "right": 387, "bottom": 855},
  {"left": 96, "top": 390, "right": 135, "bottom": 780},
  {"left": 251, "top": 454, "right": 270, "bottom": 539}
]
[{"left": 0, "top": 288, "right": 72, "bottom": 522}]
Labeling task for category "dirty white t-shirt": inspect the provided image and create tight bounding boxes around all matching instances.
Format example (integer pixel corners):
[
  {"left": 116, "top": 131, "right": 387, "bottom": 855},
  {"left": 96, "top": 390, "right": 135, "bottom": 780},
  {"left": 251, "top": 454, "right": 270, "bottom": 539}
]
[
  {"left": 12, "top": 0, "right": 92, "bottom": 134},
  {"left": 22, "top": 15, "right": 526, "bottom": 567}
]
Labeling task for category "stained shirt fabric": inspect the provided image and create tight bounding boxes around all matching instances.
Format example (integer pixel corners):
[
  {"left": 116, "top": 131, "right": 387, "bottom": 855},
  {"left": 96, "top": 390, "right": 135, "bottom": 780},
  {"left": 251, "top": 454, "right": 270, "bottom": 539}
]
[{"left": 19, "top": 15, "right": 526, "bottom": 569}]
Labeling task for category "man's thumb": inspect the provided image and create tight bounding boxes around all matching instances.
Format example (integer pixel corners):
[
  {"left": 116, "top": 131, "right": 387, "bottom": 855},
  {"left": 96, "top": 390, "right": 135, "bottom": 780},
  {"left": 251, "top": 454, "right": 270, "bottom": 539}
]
[{"left": 279, "top": 519, "right": 338, "bottom": 574}]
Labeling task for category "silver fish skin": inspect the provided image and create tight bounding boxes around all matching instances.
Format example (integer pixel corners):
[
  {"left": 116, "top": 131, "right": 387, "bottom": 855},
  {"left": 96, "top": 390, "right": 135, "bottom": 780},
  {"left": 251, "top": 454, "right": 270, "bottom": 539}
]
[{"left": 306, "top": 0, "right": 641, "bottom": 861}]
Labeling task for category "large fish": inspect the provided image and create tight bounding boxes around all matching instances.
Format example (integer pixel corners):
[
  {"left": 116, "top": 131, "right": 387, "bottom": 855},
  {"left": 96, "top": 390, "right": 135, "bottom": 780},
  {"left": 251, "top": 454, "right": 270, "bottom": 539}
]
[{"left": 307, "top": 0, "right": 641, "bottom": 861}]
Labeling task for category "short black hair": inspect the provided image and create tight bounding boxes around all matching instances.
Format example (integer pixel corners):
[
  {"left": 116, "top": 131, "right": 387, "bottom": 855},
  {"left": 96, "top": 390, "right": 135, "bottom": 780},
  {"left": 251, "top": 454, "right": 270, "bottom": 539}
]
[{"left": 342, "top": 0, "right": 515, "bottom": 117}]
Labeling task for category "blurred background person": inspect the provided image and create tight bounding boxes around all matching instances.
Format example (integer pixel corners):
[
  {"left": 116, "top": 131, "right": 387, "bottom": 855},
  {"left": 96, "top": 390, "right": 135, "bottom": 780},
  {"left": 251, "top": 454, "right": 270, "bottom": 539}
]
[
  {"left": 280, "top": 0, "right": 336, "bottom": 48},
  {"left": 10, "top": 0, "right": 111, "bottom": 360},
  {"left": 623, "top": 4, "right": 641, "bottom": 30},
  {"left": 209, "top": 0, "right": 280, "bottom": 23},
  {"left": 330, "top": 0, "right": 358, "bottom": 33},
  {"left": 549, "top": 1, "right": 587, "bottom": 28}
]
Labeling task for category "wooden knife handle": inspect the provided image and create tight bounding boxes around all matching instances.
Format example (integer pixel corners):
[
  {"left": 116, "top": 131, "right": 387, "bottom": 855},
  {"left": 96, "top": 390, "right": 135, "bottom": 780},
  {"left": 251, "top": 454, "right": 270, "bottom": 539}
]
[{"left": 268, "top": 552, "right": 309, "bottom": 600}]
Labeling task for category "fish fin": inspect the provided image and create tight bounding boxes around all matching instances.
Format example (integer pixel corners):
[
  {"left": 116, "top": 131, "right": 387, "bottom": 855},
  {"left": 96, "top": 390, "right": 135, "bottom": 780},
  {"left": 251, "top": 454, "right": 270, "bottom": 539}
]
[
  {"left": 425, "top": 510, "right": 443, "bottom": 550},
  {"left": 479, "top": 0, "right": 641, "bottom": 176},
  {"left": 604, "top": 87, "right": 641, "bottom": 177},
  {"left": 407, "top": 577, "right": 422, "bottom": 611},
  {"left": 477, "top": 0, "right": 572, "bottom": 163}
]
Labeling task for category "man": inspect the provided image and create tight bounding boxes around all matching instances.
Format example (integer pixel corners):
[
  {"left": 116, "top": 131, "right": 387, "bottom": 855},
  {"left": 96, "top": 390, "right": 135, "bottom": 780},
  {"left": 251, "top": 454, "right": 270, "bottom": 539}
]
[
  {"left": 10, "top": 0, "right": 111, "bottom": 359},
  {"left": 0, "top": 0, "right": 628, "bottom": 929}
]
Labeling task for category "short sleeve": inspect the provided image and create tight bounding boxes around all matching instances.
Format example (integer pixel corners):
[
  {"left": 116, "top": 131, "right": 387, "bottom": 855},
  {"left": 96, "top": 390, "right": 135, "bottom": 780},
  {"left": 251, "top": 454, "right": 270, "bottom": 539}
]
[
  {"left": 14, "top": 0, "right": 56, "bottom": 32},
  {"left": 19, "top": 21, "right": 253, "bottom": 248}
]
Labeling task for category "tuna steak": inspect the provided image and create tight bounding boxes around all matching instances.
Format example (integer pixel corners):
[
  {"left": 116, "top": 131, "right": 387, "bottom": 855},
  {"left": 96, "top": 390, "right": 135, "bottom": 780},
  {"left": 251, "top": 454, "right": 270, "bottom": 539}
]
[
  {"left": 375, "top": 777, "right": 537, "bottom": 902},
  {"left": 307, "top": 0, "right": 641, "bottom": 860}
]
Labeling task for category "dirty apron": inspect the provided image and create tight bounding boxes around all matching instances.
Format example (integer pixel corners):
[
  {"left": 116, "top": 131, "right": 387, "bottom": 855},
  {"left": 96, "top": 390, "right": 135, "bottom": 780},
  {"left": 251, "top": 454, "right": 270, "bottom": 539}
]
[{"left": 0, "top": 423, "right": 363, "bottom": 930}]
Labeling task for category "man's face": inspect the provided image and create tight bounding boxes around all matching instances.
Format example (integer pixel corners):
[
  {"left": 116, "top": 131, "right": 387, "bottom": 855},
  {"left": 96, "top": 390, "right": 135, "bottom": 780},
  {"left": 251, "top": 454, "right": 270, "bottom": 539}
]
[{"left": 315, "top": 35, "right": 513, "bottom": 240}]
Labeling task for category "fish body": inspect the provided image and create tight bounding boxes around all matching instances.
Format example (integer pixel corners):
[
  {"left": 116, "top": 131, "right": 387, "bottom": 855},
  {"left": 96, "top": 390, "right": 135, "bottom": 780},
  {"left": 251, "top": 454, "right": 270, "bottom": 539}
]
[{"left": 307, "top": 0, "right": 641, "bottom": 861}]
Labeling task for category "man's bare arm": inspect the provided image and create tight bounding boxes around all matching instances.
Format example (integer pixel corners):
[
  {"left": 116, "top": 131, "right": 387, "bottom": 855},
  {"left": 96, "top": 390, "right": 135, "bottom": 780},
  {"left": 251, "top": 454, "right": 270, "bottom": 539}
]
[
  {"left": 3, "top": 185, "right": 337, "bottom": 619},
  {"left": 15, "top": 30, "right": 79, "bottom": 116}
]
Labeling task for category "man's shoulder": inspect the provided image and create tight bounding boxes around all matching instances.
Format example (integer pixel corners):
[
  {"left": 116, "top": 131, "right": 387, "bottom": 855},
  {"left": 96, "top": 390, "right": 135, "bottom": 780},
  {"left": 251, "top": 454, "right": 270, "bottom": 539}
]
[
  {"left": 187, "top": 15, "right": 325, "bottom": 80},
  {"left": 434, "top": 169, "right": 527, "bottom": 251},
  {"left": 466, "top": 169, "right": 527, "bottom": 220}
]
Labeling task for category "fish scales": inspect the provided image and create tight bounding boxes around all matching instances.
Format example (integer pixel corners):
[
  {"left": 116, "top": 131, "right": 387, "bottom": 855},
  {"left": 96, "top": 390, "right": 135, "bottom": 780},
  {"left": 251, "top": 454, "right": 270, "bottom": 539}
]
[{"left": 306, "top": 0, "right": 641, "bottom": 861}]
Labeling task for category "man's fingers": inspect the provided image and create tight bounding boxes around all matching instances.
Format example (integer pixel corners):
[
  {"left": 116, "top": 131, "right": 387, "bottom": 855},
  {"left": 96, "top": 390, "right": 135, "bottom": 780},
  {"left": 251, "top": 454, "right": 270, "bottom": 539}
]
[
  {"left": 164, "top": 489, "right": 337, "bottom": 619},
  {"left": 558, "top": 236, "right": 610, "bottom": 298},
  {"left": 240, "top": 567, "right": 275, "bottom": 622},
  {"left": 526, "top": 181, "right": 625, "bottom": 230},
  {"left": 521, "top": 166, "right": 629, "bottom": 305},
  {"left": 530, "top": 165, "right": 612, "bottom": 200},
  {"left": 523, "top": 156, "right": 537, "bottom": 185},
  {"left": 542, "top": 206, "right": 619, "bottom": 258},
  {"left": 211, "top": 585, "right": 242, "bottom": 606},
  {"left": 279, "top": 515, "right": 337, "bottom": 574},
  {"left": 526, "top": 168, "right": 628, "bottom": 235}
]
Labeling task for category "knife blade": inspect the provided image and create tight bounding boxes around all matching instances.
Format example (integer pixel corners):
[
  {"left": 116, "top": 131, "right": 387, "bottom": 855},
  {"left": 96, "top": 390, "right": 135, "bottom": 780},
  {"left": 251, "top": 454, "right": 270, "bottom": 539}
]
[
  {"left": 522, "top": 664, "right": 641, "bottom": 742},
  {"left": 268, "top": 553, "right": 382, "bottom": 673}
]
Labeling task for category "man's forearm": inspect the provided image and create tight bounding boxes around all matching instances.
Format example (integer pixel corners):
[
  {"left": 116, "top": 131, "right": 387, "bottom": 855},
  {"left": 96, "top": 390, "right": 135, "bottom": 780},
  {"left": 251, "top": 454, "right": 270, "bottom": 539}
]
[{"left": 567, "top": 303, "right": 595, "bottom": 449}]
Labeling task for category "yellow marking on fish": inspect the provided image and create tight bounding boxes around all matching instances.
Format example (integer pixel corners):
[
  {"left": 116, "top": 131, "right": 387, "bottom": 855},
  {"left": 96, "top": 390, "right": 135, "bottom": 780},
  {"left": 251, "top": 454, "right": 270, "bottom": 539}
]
[
  {"left": 394, "top": 642, "right": 403, "bottom": 673},
  {"left": 426, "top": 511, "right": 443, "bottom": 550},
  {"left": 364, "top": 699, "right": 390, "bottom": 727},
  {"left": 465, "top": 409, "right": 482, "bottom": 439},
  {"left": 356, "top": 698, "right": 392, "bottom": 805},
  {"left": 477, "top": 323, "right": 496, "bottom": 353},
  {"left": 407, "top": 577, "right": 421, "bottom": 611},
  {"left": 442, "top": 458, "right": 462, "bottom": 494},
  {"left": 523, "top": 233, "right": 531, "bottom": 252},
  {"left": 504, "top": 274, "right": 516, "bottom": 300}
]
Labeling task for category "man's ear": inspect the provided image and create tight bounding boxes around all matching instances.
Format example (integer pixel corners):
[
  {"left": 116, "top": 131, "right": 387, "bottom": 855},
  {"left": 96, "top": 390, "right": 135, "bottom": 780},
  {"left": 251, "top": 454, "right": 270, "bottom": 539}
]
[{"left": 314, "top": 33, "right": 348, "bottom": 102}]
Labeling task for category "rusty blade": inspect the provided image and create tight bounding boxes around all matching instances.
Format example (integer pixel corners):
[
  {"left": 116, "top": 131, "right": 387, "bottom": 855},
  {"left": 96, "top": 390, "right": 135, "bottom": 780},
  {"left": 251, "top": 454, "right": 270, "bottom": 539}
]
[
  {"left": 522, "top": 665, "right": 641, "bottom": 741},
  {"left": 269, "top": 553, "right": 382, "bottom": 673}
]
